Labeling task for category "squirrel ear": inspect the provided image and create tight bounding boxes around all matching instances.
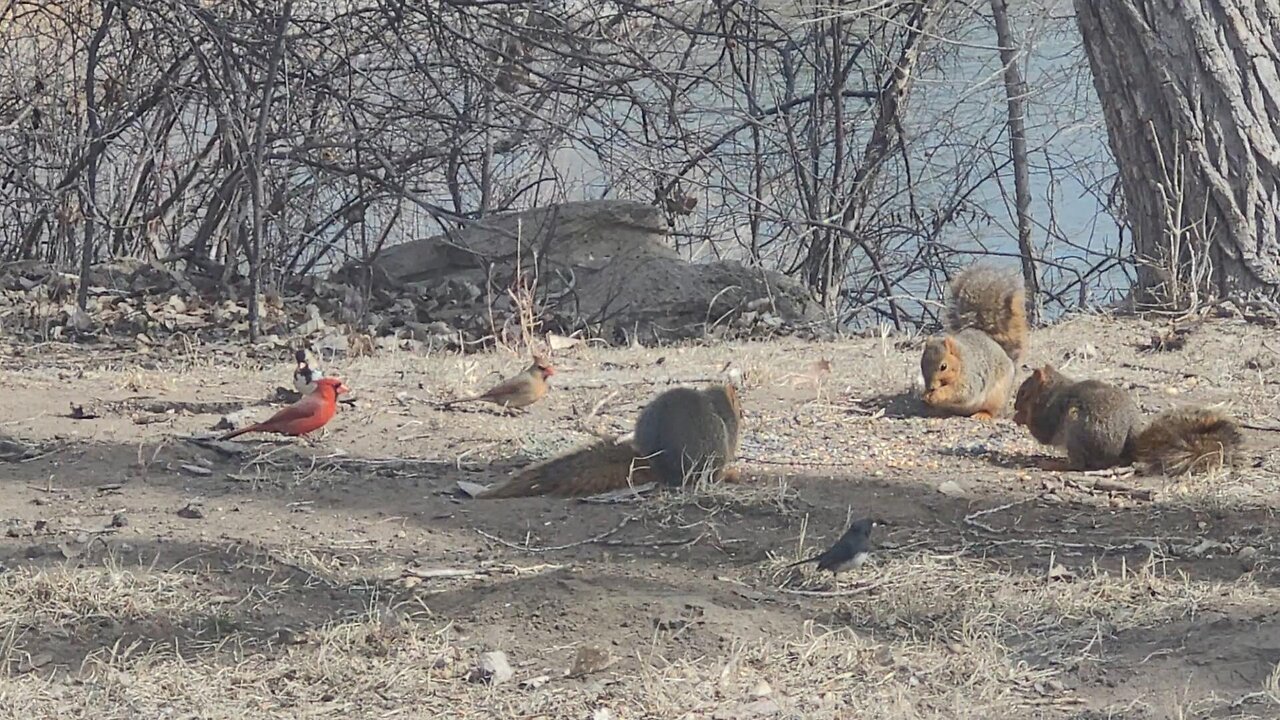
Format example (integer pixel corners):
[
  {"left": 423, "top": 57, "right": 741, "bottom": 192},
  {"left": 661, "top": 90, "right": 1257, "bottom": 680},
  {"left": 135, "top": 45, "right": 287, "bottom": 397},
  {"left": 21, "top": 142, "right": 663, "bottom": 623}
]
[{"left": 943, "top": 336, "right": 959, "bottom": 354}]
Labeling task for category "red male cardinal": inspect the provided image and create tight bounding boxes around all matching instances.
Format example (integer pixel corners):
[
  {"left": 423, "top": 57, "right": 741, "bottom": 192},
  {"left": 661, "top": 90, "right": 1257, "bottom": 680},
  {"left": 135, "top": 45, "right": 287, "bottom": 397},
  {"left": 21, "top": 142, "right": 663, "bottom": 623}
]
[{"left": 221, "top": 377, "right": 349, "bottom": 441}]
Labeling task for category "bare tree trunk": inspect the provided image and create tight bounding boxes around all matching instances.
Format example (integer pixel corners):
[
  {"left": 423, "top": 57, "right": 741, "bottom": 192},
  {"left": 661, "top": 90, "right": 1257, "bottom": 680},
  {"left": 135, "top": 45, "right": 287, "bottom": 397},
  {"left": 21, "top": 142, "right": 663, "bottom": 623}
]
[
  {"left": 246, "top": 0, "right": 292, "bottom": 343},
  {"left": 833, "top": 1, "right": 938, "bottom": 329},
  {"left": 990, "top": 0, "right": 1039, "bottom": 324},
  {"left": 78, "top": 0, "right": 118, "bottom": 311},
  {"left": 1074, "top": 0, "right": 1280, "bottom": 308}
]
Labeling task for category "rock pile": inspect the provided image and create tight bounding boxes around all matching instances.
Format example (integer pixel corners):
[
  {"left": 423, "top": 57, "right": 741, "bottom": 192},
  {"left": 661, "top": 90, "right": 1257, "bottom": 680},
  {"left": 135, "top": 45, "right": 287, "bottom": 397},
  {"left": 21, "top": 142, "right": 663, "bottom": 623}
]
[{"left": 0, "top": 200, "right": 831, "bottom": 353}]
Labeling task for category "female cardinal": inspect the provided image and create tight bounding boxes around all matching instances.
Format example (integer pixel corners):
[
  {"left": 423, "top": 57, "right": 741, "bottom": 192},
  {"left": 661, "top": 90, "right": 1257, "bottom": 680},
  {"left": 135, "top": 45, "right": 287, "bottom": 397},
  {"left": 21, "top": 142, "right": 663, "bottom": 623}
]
[
  {"left": 221, "top": 377, "right": 349, "bottom": 441},
  {"left": 440, "top": 357, "right": 555, "bottom": 411}
]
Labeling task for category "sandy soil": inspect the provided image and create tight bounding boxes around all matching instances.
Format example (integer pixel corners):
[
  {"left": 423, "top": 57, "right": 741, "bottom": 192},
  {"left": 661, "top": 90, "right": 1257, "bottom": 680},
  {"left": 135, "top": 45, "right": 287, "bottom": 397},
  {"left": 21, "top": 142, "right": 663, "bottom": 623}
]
[{"left": 1, "top": 313, "right": 1279, "bottom": 719}]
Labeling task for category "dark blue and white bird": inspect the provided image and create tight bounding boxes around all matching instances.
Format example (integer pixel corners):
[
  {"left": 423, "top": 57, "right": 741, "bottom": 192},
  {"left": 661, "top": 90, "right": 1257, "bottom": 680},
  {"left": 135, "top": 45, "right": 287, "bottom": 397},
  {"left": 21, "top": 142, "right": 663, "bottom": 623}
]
[
  {"left": 293, "top": 348, "right": 323, "bottom": 395},
  {"left": 787, "top": 518, "right": 883, "bottom": 574}
]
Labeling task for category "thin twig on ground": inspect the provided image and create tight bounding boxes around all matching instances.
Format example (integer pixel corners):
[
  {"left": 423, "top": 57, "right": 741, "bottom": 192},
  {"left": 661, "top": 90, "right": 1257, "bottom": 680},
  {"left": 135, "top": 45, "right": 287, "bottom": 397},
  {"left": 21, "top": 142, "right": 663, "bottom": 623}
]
[
  {"left": 475, "top": 517, "right": 633, "bottom": 552},
  {"left": 402, "top": 563, "right": 566, "bottom": 581},
  {"left": 963, "top": 497, "right": 1037, "bottom": 533}
]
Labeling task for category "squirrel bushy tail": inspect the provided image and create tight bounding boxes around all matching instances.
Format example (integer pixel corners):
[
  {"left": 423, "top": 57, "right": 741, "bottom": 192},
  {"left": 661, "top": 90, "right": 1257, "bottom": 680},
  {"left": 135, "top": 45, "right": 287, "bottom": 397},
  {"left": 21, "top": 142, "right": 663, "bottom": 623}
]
[
  {"left": 477, "top": 440, "right": 656, "bottom": 498},
  {"left": 1132, "top": 407, "right": 1243, "bottom": 476},
  {"left": 946, "top": 265, "right": 1028, "bottom": 362}
]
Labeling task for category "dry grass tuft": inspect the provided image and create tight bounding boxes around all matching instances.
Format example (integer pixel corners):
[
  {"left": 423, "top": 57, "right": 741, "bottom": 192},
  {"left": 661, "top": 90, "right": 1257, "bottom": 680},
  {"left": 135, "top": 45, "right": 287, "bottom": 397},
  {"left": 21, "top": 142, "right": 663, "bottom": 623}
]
[
  {"left": 0, "top": 563, "right": 210, "bottom": 629},
  {"left": 2, "top": 533, "right": 1280, "bottom": 718},
  {"left": 3, "top": 317, "right": 1280, "bottom": 719},
  {"left": 769, "top": 549, "right": 1269, "bottom": 661}
]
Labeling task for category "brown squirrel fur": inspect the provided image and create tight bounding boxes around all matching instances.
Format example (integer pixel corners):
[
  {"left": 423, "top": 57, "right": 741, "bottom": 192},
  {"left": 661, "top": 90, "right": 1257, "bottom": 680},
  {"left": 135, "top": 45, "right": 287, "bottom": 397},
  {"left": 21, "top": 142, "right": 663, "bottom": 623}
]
[
  {"left": 478, "top": 384, "right": 743, "bottom": 499},
  {"left": 1013, "top": 364, "right": 1242, "bottom": 475},
  {"left": 1130, "top": 407, "right": 1243, "bottom": 476},
  {"left": 478, "top": 440, "right": 657, "bottom": 498},
  {"left": 920, "top": 266, "right": 1028, "bottom": 419}
]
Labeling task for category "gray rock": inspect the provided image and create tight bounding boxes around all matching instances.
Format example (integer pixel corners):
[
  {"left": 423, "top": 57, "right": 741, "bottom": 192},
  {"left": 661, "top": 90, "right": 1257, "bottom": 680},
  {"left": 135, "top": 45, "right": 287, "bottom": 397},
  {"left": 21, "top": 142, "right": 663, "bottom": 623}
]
[
  {"left": 470, "top": 650, "right": 514, "bottom": 686},
  {"left": 336, "top": 199, "right": 825, "bottom": 347}
]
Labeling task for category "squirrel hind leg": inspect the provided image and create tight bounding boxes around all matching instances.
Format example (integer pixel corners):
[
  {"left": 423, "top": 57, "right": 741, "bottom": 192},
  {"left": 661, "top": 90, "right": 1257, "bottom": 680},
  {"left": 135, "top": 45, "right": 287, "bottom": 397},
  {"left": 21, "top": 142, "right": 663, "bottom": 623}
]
[
  {"left": 974, "top": 364, "right": 1014, "bottom": 421},
  {"left": 647, "top": 451, "right": 688, "bottom": 488},
  {"left": 967, "top": 389, "right": 1008, "bottom": 421},
  {"left": 1068, "top": 452, "right": 1121, "bottom": 472},
  {"left": 1064, "top": 439, "right": 1116, "bottom": 472}
]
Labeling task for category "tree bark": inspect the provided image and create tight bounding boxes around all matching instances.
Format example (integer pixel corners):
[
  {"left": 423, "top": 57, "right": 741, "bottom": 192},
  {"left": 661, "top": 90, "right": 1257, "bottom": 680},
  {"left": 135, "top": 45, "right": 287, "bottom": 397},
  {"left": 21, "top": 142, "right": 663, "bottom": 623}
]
[
  {"left": 1074, "top": 0, "right": 1280, "bottom": 308},
  {"left": 247, "top": 0, "right": 292, "bottom": 343},
  {"left": 78, "top": 0, "right": 118, "bottom": 311},
  {"left": 990, "top": 0, "right": 1040, "bottom": 324}
]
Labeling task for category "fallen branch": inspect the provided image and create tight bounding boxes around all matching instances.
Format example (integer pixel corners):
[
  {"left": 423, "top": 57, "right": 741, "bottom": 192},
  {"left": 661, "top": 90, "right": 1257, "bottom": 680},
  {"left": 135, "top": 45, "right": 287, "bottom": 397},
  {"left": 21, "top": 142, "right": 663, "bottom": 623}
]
[
  {"left": 585, "top": 390, "right": 619, "bottom": 420},
  {"left": 404, "top": 568, "right": 486, "bottom": 579},
  {"left": 401, "top": 563, "right": 567, "bottom": 581},
  {"left": 475, "top": 516, "right": 632, "bottom": 552},
  {"left": 598, "top": 531, "right": 706, "bottom": 548},
  {"left": 1080, "top": 465, "right": 1136, "bottom": 477},
  {"left": 737, "top": 455, "right": 859, "bottom": 468},
  {"left": 577, "top": 483, "right": 657, "bottom": 503},
  {"left": 776, "top": 581, "right": 882, "bottom": 597},
  {"left": 963, "top": 497, "right": 1036, "bottom": 534},
  {"left": 1064, "top": 476, "right": 1153, "bottom": 501}
]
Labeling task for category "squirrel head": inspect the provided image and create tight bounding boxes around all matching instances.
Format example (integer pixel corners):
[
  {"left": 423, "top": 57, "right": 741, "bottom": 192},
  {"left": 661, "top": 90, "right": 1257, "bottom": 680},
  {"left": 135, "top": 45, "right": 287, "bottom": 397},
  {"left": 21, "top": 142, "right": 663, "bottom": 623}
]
[
  {"left": 720, "top": 383, "right": 743, "bottom": 420},
  {"left": 701, "top": 384, "right": 743, "bottom": 423},
  {"left": 920, "top": 336, "right": 962, "bottom": 404},
  {"left": 1012, "top": 364, "right": 1060, "bottom": 425}
]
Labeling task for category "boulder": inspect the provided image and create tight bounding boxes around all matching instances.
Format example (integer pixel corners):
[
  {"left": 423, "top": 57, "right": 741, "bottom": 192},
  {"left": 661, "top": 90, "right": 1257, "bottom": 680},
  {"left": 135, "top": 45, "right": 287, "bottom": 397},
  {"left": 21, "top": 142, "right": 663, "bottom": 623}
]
[{"left": 338, "top": 199, "right": 828, "bottom": 344}]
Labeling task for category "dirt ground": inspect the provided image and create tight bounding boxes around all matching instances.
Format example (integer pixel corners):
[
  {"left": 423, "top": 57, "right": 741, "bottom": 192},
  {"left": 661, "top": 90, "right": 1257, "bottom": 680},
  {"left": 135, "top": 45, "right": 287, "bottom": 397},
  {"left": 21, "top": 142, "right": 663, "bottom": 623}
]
[{"left": 1, "top": 313, "right": 1279, "bottom": 719}]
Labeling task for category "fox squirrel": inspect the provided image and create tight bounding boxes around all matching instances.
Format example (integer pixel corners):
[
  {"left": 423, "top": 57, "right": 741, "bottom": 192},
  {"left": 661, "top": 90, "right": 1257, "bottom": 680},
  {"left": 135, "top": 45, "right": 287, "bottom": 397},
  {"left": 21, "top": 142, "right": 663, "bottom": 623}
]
[
  {"left": 479, "top": 384, "right": 743, "bottom": 498},
  {"left": 1013, "top": 364, "right": 1242, "bottom": 475},
  {"left": 920, "top": 266, "right": 1028, "bottom": 419}
]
